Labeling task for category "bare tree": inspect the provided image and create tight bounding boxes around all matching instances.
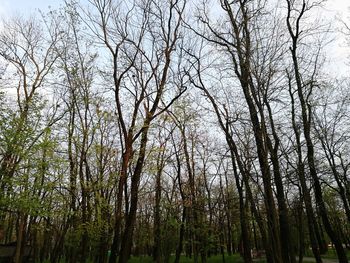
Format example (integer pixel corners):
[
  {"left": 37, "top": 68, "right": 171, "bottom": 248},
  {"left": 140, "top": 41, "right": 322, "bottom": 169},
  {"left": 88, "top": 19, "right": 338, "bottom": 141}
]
[
  {"left": 82, "top": 0, "right": 188, "bottom": 262},
  {"left": 185, "top": 1, "right": 299, "bottom": 262},
  {"left": 286, "top": 0, "right": 348, "bottom": 262}
]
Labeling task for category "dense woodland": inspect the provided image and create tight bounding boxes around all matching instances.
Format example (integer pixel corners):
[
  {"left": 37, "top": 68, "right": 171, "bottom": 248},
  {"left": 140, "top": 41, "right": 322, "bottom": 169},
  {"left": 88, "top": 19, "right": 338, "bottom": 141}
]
[{"left": 0, "top": 0, "right": 350, "bottom": 262}]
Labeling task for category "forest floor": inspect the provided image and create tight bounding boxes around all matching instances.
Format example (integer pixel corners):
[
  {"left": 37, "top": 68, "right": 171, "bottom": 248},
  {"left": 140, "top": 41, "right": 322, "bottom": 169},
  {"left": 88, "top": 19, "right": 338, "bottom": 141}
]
[
  {"left": 128, "top": 255, "right": 344, "bottom": 263},
  {"left": 123, "top": 250, "right": 350, "bottom": 263},
  {"left": 301, "top": 257, "right": 339, "bottom": 263}
]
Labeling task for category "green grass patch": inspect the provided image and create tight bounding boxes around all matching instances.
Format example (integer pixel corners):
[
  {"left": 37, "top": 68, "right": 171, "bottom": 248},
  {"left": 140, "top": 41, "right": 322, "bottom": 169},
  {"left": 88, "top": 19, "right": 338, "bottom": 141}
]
[
  {"left": 304, "top": 248, "right": 350, "bottom": 259},
  {"left": 127, "top": 254, "right": 267, "bottom": 263}
]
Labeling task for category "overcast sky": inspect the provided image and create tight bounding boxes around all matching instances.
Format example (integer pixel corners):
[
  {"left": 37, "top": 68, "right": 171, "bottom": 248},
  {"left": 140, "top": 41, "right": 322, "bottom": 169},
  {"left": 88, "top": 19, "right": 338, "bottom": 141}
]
[
  {"left": 0, "top": 0, "right": 349, "bottom": 76},
  {"left": 0, "top": 0, "right": 60, "bottom": 14},
  {"left": 323, "top": 0, "right": 350, "bottom": 77},
  {"left": 0, "top": 0, "right": 349, "bottom": 16}
]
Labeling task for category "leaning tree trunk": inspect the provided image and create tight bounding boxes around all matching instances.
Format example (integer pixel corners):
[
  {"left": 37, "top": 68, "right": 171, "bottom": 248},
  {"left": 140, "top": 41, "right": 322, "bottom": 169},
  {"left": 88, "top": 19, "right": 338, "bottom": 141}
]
[{"left": 286, "top": 2, "right": 348, "bottom": 261}]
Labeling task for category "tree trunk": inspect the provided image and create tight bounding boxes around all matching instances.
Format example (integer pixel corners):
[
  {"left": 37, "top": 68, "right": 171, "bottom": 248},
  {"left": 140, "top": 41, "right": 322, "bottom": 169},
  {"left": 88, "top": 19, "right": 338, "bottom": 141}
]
[
  {"left": 287, "top": 3, "right": 348, "bottom": 259},
  {"left": 153, "top": 149, "right": 164, "bottom": 263},
  {"left": 14, "top": 213, "right": 26, "bottom": 263}
]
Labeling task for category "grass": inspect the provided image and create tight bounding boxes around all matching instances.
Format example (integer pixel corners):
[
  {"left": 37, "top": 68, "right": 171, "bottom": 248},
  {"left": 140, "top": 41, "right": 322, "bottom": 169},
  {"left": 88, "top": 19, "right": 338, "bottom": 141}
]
[
  {"left": 128, "top": 250, "right": 350, "bottom": 263},
  {"left": 41, "top": 250, "right": 350, "bottom": 263},
  {"left": 127, "top": 254, "right": 267, "bottom": 263},
  {"left": 37, "top": 253, "right": 249, "bottom": 263},
  {"left": 304, "top": 248, "right": 350, "bottom": 259}
]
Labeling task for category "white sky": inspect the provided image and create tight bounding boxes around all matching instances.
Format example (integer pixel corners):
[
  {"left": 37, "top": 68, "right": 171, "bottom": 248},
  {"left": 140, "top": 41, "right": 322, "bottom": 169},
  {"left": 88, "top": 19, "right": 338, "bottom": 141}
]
[
  {"left": 0, "top": 0, "right": 348, "bottom": 17},
  {"left": 323, "top": 0, "right": 350, "bottom": 77},
  {"left": 0, "top": 0, "right": 349, "bottom": 76},
  {"left": 0, "top": 0, "right": 61, "bottom": 14}
]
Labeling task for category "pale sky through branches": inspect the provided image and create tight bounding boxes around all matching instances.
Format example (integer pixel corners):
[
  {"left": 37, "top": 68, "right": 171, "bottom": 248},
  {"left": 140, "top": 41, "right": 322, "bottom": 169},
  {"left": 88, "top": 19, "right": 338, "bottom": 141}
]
[
  {"left": 0, "top": 0, "right": 349, "bottom": 75},
  {"left": 0, "top": 0, "right": 349, "bottom": 19},
  {"left": 0, "top": 0, "right": 60, "bottom": 14}
]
